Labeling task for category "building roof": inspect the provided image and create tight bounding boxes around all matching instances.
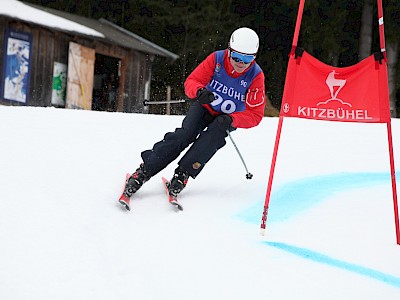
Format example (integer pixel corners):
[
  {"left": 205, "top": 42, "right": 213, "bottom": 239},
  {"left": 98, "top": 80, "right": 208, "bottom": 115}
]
[
  {"left": 1, "top": 0, "right": 103, "bottom": 38},
  {"left": 1, "top": 0, "right": 179, "bottom": 61}
]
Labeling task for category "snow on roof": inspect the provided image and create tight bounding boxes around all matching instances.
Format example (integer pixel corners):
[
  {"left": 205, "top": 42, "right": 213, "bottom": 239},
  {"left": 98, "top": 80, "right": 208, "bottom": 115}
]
[{"left": 1, "top": 0, "right": 104, "bottom": 38}]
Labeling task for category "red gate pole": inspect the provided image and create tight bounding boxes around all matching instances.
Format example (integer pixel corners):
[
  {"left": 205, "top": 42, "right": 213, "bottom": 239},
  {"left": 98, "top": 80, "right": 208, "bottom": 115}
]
[
  {"left": 386, "top": 122, "right": 400, "bottom": 244},
  {"left": 377, "top": 0, "right": 387, "bottom": 60},
  {"left": 290, "top": 0, "right": 305, "bottom": 55},
  {"left": 260, "top": 116, "right": 284, "bottom": 235},
  {"left": 376, "top": 0, "right": 399, "bottom": 244},
  {"left": 260, "top": 0, "right": 305, "bottom": 236}
]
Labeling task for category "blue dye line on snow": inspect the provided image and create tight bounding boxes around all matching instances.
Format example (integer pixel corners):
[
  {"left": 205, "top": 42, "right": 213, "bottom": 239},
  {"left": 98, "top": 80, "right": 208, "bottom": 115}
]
[
  {"left": 235, "top": 172, "right": 399, "bottom": 288},
  {"left": 265, "top": 241, "right": 400, "bottom": 288},
  {"left": 237, "top": 172, "right": 391, "bottom": 224}
]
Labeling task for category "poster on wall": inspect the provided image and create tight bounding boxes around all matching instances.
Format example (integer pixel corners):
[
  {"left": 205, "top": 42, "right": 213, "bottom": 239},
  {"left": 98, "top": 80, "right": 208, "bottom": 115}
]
[
  {"left": 1, "top": 29, "right": 32, "bottom": 104},
  {"left": 51, "top": 62, "right": 67, "bottom": 107}
]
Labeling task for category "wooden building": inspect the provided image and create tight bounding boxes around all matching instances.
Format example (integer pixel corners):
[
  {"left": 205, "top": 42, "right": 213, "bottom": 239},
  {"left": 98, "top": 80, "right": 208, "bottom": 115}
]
[{"left": 0, "top": 0, "right": 178, "bottom": 113}]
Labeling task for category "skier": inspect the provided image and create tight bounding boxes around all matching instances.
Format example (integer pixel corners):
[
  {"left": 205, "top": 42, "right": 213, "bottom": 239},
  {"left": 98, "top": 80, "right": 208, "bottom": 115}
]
[{"left": 119, "top": 27, "right": 266, "bottom": 210}]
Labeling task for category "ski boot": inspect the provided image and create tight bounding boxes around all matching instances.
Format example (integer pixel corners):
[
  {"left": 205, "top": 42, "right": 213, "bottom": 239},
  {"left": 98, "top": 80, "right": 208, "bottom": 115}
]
[{"left": 119, "top": 163, "right": 149, "bottom": 210}]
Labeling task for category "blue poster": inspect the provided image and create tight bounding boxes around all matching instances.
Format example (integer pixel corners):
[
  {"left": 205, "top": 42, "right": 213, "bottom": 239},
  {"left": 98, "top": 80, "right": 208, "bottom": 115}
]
[{"left": 1, "top": 29, "right": 32, "bottom": 104}]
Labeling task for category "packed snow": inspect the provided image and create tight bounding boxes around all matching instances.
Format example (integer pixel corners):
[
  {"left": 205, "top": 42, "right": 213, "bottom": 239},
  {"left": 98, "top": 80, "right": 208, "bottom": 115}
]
[{"left": 0, "top": 106, "right": 400, "bottom": 299}]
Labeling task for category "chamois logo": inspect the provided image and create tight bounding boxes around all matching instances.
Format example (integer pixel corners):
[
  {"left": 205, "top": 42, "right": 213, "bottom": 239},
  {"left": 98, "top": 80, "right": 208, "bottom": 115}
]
[{"left": 317, "top": 70, "right": 351, "bottom": 107}]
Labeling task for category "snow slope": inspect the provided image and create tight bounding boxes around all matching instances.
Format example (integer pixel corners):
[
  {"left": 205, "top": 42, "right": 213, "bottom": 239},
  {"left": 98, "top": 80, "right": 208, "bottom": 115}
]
[{"left": 0, "top": 106, "right": 400, "bottom": 299}]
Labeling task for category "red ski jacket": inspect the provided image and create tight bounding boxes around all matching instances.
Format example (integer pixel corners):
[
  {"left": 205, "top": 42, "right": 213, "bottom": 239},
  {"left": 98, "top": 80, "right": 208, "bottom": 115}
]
[{"left": 184, "top": 49, "right": 266, "bottom": 129}]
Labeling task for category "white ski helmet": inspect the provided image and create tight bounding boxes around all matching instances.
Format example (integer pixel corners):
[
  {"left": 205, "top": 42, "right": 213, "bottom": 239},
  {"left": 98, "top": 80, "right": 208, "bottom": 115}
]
[{"left": 229, "top": 27, "right": 259, "bottom": 55}]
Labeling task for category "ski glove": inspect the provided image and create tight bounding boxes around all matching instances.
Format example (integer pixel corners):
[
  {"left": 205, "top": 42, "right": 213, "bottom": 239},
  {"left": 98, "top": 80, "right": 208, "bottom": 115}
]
[
  {"left": 216, "top": 115, "right": 235, "bottom": 131},
  {"left": 196, "top": 88, "right": 215, "bottom": 104}
]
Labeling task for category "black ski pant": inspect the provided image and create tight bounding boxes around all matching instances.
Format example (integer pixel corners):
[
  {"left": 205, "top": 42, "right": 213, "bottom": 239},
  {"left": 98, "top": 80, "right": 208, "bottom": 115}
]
[{"left": 141, "top": 101, "right": 231, "bottom": 179}]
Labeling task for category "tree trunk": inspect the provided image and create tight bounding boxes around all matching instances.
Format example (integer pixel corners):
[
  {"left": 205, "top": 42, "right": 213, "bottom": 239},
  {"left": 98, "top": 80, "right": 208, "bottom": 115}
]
[
  {"left": 387, "top": 41, "right": 399, "bottom": 117},
  {"left": 358, "top": 0, "right": 373, "bottom": 60},
  {"left": 181, "top": 17, "right": 189, "bottom": 84}
]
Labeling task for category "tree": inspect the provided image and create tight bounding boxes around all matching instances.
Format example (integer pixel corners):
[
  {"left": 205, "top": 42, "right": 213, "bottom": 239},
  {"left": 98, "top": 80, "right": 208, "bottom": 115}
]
[{"left": 359, "top": 0, "right": 373, "bottom": 60}]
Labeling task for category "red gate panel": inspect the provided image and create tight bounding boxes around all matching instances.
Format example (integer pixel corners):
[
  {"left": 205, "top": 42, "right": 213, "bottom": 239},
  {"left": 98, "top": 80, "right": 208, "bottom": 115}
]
[{"left": 281, "top": 50, "right": 390, "bottom": 123}]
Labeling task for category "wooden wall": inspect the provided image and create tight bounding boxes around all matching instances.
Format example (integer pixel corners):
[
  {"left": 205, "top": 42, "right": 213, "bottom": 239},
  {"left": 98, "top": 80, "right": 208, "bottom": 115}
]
[{"left": 0, "top": 17, "right": 152, "bottom": 113}]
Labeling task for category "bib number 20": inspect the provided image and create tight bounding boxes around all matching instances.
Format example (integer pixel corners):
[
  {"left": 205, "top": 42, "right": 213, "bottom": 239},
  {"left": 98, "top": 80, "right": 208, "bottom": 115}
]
[{"left": 210, "top": 93, "right": 236, "bottom": 114}]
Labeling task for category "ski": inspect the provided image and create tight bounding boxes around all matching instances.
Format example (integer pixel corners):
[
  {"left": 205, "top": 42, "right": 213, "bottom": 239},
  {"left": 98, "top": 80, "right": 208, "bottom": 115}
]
[
  {"left": 118, "top": 173, "right": 131, "bottom": 211},
  {"left": 162, "top": 177, "right": 183, "bottom": 211}
]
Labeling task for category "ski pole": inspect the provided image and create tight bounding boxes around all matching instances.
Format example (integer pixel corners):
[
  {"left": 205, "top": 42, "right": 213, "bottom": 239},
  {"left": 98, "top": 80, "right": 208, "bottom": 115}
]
[
  {"left": 143, "top": 99, "right": 188, "bottom": 106},
  {"left": 226, "top": 130, "right": 253, "bottom": 180}
]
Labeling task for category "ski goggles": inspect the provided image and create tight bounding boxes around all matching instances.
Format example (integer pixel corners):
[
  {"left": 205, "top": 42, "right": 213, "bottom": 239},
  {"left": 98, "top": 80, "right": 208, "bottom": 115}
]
[{"left": 230, "top": 50, "right": 256, "bottom": 64}]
